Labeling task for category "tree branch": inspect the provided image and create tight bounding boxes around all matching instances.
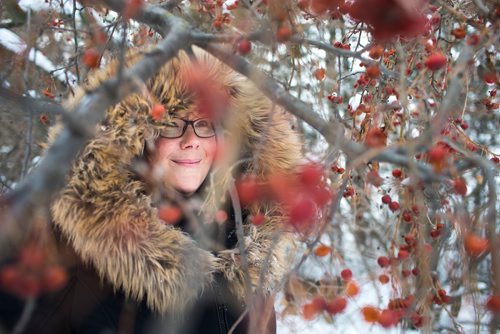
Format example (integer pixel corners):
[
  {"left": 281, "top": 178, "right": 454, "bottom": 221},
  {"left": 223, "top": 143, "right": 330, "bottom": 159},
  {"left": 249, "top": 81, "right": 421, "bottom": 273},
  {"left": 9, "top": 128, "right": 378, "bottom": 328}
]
[{"left": 0, "top": 86, "right": 65, "bottom": 116}]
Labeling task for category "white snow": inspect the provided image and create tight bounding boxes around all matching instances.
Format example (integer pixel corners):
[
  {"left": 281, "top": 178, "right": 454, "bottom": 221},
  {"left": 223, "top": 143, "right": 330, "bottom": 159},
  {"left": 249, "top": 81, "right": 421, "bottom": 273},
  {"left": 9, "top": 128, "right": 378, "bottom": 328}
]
[{"left": 0, "top": 28, "right": 76, "bottom": 85}]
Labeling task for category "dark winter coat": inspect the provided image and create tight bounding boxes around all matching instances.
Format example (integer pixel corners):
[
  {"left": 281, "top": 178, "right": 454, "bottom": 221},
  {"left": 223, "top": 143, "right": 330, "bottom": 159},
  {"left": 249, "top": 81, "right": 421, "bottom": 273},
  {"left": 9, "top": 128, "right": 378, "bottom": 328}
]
[{"left": 0, "top": 47, "right": 301, "bottom": 334}]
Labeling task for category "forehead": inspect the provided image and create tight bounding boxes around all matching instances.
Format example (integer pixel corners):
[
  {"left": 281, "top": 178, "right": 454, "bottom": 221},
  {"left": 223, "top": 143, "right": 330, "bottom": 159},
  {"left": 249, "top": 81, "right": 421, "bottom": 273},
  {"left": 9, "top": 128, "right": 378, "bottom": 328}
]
[{"left": 173, "top": 109, "right": 208, "bottom": 121}]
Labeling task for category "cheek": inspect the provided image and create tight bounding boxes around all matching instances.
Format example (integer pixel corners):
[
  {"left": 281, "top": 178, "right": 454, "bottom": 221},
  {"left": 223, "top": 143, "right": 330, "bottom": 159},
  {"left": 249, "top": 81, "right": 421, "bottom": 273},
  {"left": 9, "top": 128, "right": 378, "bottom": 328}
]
[
  {"left": 203, "top": 139, "right": 218, "bottom": 161},
  {"left": 154, "top": 140, "right": 177, "bottom": 161}
]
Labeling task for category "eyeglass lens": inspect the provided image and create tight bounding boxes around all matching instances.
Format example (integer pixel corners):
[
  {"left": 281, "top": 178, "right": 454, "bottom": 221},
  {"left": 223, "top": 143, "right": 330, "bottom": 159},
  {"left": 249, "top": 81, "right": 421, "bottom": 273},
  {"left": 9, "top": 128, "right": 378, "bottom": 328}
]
[{"left": 159, "top": 118, "right": 215, "bottom": 138}]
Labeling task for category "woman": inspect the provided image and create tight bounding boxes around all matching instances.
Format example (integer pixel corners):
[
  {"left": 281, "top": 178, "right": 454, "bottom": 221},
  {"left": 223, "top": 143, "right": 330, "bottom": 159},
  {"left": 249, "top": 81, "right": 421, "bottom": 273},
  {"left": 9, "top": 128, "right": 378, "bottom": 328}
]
[{"left": 1, "top": 47, "right": 302, "bottom": 333}]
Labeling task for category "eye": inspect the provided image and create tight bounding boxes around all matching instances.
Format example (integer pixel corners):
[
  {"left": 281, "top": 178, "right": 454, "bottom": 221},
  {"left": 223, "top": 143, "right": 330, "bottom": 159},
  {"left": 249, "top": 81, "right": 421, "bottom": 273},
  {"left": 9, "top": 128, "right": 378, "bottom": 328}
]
[
  {"left": 165, "top": 119, "right": 182, "bottom": 127},
  {"left": 195, "top": 119, "right": 211, "bottom": 128}
]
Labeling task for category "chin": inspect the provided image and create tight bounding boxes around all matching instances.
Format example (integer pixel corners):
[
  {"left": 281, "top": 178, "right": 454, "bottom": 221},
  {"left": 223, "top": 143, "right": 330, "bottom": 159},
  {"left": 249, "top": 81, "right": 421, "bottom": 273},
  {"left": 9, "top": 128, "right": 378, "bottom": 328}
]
[{"left": 172, "top": 180, "right": 203, "bottom": 195}]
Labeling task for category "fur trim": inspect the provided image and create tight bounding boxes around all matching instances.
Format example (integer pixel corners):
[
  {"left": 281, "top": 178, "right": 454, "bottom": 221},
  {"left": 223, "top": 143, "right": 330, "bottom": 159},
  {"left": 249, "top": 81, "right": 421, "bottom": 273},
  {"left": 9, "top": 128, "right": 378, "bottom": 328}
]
[{"left": 49, "top": 46, "right": 302, "bottom": 313}]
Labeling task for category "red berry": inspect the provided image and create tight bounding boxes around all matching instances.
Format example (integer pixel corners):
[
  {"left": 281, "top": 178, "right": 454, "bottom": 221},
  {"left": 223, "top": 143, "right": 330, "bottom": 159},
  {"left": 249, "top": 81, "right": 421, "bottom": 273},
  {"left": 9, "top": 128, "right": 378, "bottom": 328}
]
[
  {"left": 361, "top": 306, "right": 380, "bottom": 322},
  {"left": 340, "top": 268, "right": 352, "bottom": 281},
  {"left": 379, "top": 274, "right": 390, "bottom": 284},
  {"left": 377, "top": 309, "right": 399, "bottom": 328},
  {"left": 483, "top": 72, "right": 497, "bottom": 84},
  {"left": 39, "top": 114, "right": 50, "bottom": 125},
  {"left": 313, "top": 68, "right": 326, "bottom": 81},
  {"left": 467, "top": 33, "right": 480, "bottom": 45},
  {"left": 430, "top": 13, "right": 440, "bottom": 25},
  {"left": 302, "top": 296, "right": 326, "bottom": 320},
  {"left": 326, "top": 296, "right": 347, "bottom": 315},
  {"left": 404, "top": 234, "right": 415, "bottom": 245},
  {"left": 299, "top": 163, "right": 323, "bottom": 187},
  {"left": 398, "top": 249, "right": 409, "bottom": 260},
  {"left": 123, "top": 0, "right": 144, "bottom": 19},
  {"left": 82, "top": 48, "right": 100, "bottom": 69},
  {"left": 428, "top": 144, "right": 449, "bottom": 164},
  {"left": 215, "top": 210, "right": 228, "bottom": 223},
  {"left": 402, "top": 211, "right": 412, "bottom": 222},
  {"left": 0, "top": 265, "right": 21, "bottom": 288},
  {"left": 343, "top": 186, "right": 355, "bottom": 198},
  {"left": 158, "top": 206, "right": 182, "bottom": 225},
  {"left": 19, "top": 245, "right": 46, "bottom": 269},
  {"left": 150, "top": 104, "right": 165, "bottom": 121},
  {"left": 42, "top": 89, "right": 55, "bottom": 99},
  {"left": 486, "top": 295, "right": 500, "bottom": 314},
  {"left": 345, "top": 280, "right": 360, "bottom": 297},
  {"left": 12, "top": 274, "right": 42, "bottom": 299},
  {"left": 425, "top": 52, "right": 447, "bottom": 71},
  {"left": 377, "top": 256, "right": 390, "bottom": 268},
  {"left": 392, "top": 169, "right": 402, "bottom": 178},
  {"left": 365, "top": 65, "right": 381, "bottom": 78},
  {"left": 251, "top": 213, "right": 266, "bottom": 226},
  {"left": 453, "top": 178, "right": 467, "bottom": 196},
  {"left": 302, "top": 303, "right": 319, "bottom": 320},
  {"left": 276, "top": 26, "right": 293, "bottom": 42},
  {"left": 389, "top": 201, "right": 400, "bottom": 212},
  {"left": 314, "top": 245, "right": 331, "bottom": 257},
  {"left": 365, "top": 127, "right": 387, "bottom": 148},
  {"left": 312, "top": 187, "right": 333, "bottom": 207},
  {"left": 405, "top": 296, "right": 415, "bottom": 307},
  {"left": 297, "top": 0, "right": 309, "bottom": 11},
  {"left": 237, "top": 38, "right": 251, "bottom": 55},
  {"left": 411, "top": 312, "right": 424, "bottom": 327},
  {"left": 236, "top": 177, "right": 261, "bottom": 207},
  {"left": 381, "top": 194, "right": 391, "bottom": 204},
  {"left": 369, "top": 45, "right": 384, "bottom": 59},
  {"left": 289, "top": 198, "right": 316, "bottom": 230},
  {"left": 311, "top": 295, "right": 327, "bottom": 310},
  {"left": 429, "top": 229, "right": 440, "bottom": 238},
  {"left": 213, "top": 20, "right": 222, "bottom": 29},
  {"left": 43, "top": 266, "right": 68, "bottom": 292},
  {"left": 451, "top": 27, "right": 466, "bottom": 39},
  {"left": 464, "top": 233, "right": 489, "bottom": 257}
]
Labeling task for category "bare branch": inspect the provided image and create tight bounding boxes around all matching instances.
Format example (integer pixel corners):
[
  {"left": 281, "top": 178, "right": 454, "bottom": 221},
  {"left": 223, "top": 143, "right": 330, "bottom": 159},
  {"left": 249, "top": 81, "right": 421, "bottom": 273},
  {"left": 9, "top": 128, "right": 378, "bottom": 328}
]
[{"left": 0, "top": 86, "right": 65, "bottom": 116}]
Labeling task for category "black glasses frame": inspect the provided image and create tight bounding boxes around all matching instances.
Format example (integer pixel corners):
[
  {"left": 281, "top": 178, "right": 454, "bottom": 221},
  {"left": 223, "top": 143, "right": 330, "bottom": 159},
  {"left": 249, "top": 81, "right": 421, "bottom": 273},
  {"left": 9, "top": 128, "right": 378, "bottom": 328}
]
[{"left": 159, "top": 117, "right": 216, "bottom": 139}]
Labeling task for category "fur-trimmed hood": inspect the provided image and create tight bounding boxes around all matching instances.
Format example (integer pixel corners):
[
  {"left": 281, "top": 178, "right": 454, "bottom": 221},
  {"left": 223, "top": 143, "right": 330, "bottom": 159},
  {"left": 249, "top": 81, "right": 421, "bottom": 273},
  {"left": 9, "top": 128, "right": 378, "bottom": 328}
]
[{"left": 49, "top": 46, "right": 302, "bottom": 314}]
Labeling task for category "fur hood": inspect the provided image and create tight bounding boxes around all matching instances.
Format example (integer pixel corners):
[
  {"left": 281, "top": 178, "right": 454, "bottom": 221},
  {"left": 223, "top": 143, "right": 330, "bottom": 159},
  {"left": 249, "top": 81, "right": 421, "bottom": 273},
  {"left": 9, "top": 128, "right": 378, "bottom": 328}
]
[{"left": 49, "top": 46, "right": 302, "bottom": 314}]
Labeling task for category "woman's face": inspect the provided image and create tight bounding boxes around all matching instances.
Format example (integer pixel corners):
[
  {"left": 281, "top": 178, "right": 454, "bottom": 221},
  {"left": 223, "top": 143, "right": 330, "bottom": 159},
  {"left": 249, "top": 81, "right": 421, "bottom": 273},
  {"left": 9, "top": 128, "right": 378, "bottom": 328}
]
[{"left": 150, "top": 113, "right": 217, "bottom": 195}]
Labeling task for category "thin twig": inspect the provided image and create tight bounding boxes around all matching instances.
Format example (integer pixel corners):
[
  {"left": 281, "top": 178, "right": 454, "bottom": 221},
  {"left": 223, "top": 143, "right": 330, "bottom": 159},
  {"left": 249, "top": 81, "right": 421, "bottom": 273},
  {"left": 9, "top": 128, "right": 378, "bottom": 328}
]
[{"left": 72, "top": 0, "right": 81, "bottom": 84}]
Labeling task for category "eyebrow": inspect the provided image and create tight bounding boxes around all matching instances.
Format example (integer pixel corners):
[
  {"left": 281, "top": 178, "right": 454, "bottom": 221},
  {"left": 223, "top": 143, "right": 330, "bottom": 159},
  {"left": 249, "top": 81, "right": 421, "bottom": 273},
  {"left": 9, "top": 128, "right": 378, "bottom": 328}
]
[{"left": 174, "top": 116, "right": 210, "bottom": 121}]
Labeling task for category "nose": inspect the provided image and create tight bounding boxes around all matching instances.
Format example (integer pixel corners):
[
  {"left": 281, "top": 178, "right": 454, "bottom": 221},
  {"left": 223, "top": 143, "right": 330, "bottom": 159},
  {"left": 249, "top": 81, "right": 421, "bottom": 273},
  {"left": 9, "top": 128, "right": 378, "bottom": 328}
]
[{"left": 179, "top": 125, "right": 200, "bottom": 149}]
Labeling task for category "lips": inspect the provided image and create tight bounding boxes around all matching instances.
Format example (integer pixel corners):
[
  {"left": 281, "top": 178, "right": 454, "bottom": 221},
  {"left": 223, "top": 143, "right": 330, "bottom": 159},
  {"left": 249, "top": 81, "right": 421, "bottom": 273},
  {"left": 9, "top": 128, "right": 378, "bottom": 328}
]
[{"left": 171, "top": 159, "right": 202, "bottom": 167}]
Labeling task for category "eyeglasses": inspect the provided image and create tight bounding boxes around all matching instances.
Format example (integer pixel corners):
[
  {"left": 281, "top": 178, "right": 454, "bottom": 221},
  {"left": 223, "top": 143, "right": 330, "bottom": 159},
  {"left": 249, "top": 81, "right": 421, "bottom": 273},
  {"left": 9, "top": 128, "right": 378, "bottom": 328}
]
[{"left": 158, "top": 117, "right": 216, "bottom": 139}]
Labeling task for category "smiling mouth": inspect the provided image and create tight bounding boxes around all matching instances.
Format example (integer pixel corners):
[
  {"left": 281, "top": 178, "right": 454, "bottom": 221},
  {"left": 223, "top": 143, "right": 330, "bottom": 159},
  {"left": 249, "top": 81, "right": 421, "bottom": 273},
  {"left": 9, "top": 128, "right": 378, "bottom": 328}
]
[{"left": 171, "top": 159, "right": 202, "bottom": 167}]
